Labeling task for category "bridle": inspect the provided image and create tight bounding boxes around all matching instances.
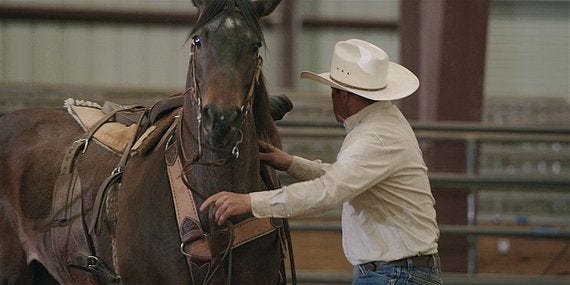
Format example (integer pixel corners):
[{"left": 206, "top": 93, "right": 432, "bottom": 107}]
[
  {"left": 182, "top": 39, "right": 264, "bottom": 163},
  {"left": 163, "top": 14, "right": 272, "bottom": 285}
]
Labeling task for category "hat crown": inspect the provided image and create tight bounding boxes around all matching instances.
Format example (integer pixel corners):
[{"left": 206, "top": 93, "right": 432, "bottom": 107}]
[{"left": 330, "top": 39, "right": 389, "bottom": 90}]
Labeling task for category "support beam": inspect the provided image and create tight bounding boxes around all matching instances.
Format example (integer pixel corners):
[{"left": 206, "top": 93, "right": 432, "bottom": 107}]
[{"left": 400, "top": 0, "right": 490, "bottom": 273}]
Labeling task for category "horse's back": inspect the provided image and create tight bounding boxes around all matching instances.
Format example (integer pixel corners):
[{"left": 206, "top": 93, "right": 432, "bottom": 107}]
[{"left": 0, "top": 107, "right": 83, "bottom": 217}]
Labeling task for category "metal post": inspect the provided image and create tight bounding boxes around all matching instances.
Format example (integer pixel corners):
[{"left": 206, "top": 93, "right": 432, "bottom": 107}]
[{"left": 466, "top": 138, "right": 478, "bottom": 275}]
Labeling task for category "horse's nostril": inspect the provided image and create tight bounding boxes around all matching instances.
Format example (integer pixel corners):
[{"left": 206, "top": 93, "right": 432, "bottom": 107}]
[
  {"left": 201, "top": 105, "right": 244, "bottom": 132},
  {"left": 202, "top": 105, "right": 213, "bottom": 119}
]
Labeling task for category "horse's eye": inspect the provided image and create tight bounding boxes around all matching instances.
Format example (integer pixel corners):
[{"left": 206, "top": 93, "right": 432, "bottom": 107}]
[
  {"left": 253, "top": 42, "right": 262, "bottom": 53},
  {"left": 192, "top": 36, "right": 202, "bottom": 47}
]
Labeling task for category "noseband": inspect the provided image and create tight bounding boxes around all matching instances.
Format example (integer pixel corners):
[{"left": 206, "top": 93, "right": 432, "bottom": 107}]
[{"left": 184, "top": 41, "right": 263, "bottom": 160}]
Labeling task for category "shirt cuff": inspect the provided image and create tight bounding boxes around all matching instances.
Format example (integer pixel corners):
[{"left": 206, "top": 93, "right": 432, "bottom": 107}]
[
  {"left": 250, "top": 189, "right": 292, "bottom": 218},
  {"left": 250, "top": 191, "right": 272, "bottom": 218},
  {"left": 286, "top": 156, "right": 325, "bottom": 181}
]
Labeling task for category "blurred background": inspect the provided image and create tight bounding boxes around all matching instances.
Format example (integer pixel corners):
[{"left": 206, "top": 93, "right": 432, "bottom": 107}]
[{"left": 0, "top": 0, "right": 568, "bottom": 284}]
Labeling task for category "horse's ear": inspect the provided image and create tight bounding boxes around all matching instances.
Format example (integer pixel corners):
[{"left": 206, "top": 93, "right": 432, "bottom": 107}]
[
  {"left": 253, "top": 0, "right": 283, "bottom": 17},
  {"left": 192, "top": 0, "right": 209, "bottom": 15},
  {"left": 192, "top": 0, "right": 204, "bottom": 8}
]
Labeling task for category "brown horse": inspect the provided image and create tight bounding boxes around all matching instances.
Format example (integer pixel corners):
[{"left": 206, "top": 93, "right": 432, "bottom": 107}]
[{"left": 0, "top": 0, "right": 290, "bottom": 284}]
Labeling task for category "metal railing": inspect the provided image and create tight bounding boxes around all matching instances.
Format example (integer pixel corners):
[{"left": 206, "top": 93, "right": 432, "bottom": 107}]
[{"left": 277, "top": 119, "right": 570, "bottom": 282}]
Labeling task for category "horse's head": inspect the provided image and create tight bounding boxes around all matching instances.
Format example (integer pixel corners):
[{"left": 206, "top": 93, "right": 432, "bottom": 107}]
[{"left": 186, "top": 0, "right": 282, "bottom": 151}]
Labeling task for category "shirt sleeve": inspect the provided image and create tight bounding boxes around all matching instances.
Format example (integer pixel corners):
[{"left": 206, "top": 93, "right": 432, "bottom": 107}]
[{"left": 250, "top": 133, "right": 410, "bottom": 218}]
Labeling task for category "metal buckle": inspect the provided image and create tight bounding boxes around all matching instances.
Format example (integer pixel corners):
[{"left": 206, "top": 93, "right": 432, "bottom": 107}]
[
  {"left": 111, "top": 167, "right": 123, "bottom": 176},
  {"left": 75, "top": 138, "right": 89, "bottom": 153}
]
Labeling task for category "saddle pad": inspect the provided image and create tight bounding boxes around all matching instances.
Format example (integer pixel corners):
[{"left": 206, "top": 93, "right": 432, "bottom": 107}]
[{"left": 65, "top": 99, "right": 138, "bottom": 153}]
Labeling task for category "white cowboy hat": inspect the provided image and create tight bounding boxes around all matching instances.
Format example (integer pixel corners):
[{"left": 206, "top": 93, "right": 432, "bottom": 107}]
[{"left": 301, "top": 39, "right": 419, "bottom": 101}]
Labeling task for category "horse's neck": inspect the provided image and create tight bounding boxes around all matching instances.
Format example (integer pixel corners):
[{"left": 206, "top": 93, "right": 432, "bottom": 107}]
[{"left": 180, "top": 101, "right": 260, "bottom": 195}]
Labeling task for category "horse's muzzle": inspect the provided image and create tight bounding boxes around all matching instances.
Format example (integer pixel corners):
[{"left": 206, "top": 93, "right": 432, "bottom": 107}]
[{"left": 201, "top": 104, "right": 245, "bottom": 149}]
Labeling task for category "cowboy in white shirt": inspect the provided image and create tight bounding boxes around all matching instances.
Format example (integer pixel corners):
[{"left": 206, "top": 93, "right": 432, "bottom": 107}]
[{"left": 201, "top": 39, "right": 442, "bottom": 285}]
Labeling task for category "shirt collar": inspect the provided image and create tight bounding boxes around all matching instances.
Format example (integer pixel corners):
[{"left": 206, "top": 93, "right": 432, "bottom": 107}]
[{"left": 343, "top": 100, "right": 393, "bottom": 131}]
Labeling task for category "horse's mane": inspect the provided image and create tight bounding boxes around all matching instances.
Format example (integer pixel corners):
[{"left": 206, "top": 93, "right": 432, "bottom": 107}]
[
  {"left": 252, "top": 75, "right": 275, "bottom": 141},
  {"left": 189, "top": 0, "right": 265, "bottom": 45}
]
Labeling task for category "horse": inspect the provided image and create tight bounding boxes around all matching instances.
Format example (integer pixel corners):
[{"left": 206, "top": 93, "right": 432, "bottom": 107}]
[{"left": 0, "top": 0, "right": 292, "bottom": 284}]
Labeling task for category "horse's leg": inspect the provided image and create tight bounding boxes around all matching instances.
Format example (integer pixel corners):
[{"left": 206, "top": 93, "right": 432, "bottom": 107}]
[
  {"left": 0, "top": 209, "right": 33, "bottom": 284},
  {"left": 30, "top": 261, "right": 59, "bottom": 284}
]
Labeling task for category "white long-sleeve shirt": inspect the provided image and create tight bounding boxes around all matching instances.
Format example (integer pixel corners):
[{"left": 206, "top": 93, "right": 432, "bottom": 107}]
[{"left": 250, "top": 100, "right": 439, "bottom": 265}]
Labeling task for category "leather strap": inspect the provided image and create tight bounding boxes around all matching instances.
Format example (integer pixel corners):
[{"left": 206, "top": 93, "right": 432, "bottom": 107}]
[
  {"left": 357, "top": 254, "right": 440, "bottom": 274},
  {"left": 51, "top": 109, "right": 125, "bottom": 284},
  {"left": 232, "top": 217, "right": 277, "bottom": 248},
  {"left": 166, "top": 140, "right": 280, "bottom": 250},
  {"left": 89, "top": 110, "right": 148, "bottom": 236},
  {"left": 149, "top": 94, "right": 184, "bottom": 124},
  {"left": 166, "top": 141, "right": 212, "bottom": 285},
  {"left": 165, "top": 132, "right": 280, "bottom": 284},
  {"left": 51, "top": 107, "right": 150, "bottom": 283}
]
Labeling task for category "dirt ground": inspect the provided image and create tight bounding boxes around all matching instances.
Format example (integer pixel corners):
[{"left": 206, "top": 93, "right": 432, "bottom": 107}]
[{"left": 289, "top": 229, "right": 570, "bottom": 277}]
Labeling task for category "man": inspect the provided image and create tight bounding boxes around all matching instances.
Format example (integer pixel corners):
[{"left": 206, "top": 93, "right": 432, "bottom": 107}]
[{"left": 200, "top": 39, "right": 442, "bottom": 284}]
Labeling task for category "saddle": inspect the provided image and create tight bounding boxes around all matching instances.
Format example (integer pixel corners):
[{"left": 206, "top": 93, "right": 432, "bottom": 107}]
[
  {"left": 64, "top": 94, "right": 183, "bottom": 154},
  {"left": 51, "top": 93, "right": 295, "bottom": 284}
]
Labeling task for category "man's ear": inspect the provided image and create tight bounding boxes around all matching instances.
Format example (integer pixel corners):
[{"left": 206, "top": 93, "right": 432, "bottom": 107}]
[{"left": 253, "top": 0, "right": 283, "bottom": 18}]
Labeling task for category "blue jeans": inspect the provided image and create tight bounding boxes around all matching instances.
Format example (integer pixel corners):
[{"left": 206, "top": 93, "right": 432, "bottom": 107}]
[{"left": 352, "top": 257, "right": 442, "bottom": 285}]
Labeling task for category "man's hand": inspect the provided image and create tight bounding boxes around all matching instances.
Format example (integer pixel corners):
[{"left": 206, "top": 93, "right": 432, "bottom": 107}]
[
  {"left": 199, "top": 192, "right": 251, "bottom": 225},
  {"left": 258, "top": 140, "right": 293, "bottom": 171}
]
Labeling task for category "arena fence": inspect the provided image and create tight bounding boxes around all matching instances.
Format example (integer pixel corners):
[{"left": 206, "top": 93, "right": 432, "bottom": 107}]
[
  {"left": 1, "top": 90, "right": 568, "bottom": 284},
  {"left": 277, "top": 120, "right": 570, "bottom": 284}
]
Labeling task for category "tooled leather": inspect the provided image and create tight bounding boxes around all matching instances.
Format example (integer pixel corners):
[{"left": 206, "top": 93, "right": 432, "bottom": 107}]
[{"left": 165, "top": 134, "right": 281, "bottom": 284}]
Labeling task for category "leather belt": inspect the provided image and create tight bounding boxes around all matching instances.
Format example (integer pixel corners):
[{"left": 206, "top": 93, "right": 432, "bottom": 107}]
[{"left": 357, "top": 254, "right": 439, "bottom": 274}]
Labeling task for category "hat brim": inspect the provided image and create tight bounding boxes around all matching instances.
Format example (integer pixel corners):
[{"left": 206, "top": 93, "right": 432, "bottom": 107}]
[{"left": 301, "top": 62, "right": 419, "bottom": 101}]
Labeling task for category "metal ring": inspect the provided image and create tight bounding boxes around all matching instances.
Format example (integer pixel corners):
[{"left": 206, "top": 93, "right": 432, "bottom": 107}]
[
  {"left": 231, "top": 130, "right": 244, "bottom": 158},
  {"left": 87, "top": 255, "right": 101, "bottom": 266},
  {"left": 180, "top": 242, "right": 192, "bottom": 257},
  {"left": 165, "top": 134, "right": 175, "bottom": 150},
  {"left": 232, "top": 146, "right": 240, "bottom": 158},
  {"left": 179, "top": 231, "right": 208, "bottom": 257}
]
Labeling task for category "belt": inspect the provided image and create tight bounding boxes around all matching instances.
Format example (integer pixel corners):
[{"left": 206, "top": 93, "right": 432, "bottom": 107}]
[{"left": 357, "top": 254, "right": 439, "bottom": 274}]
